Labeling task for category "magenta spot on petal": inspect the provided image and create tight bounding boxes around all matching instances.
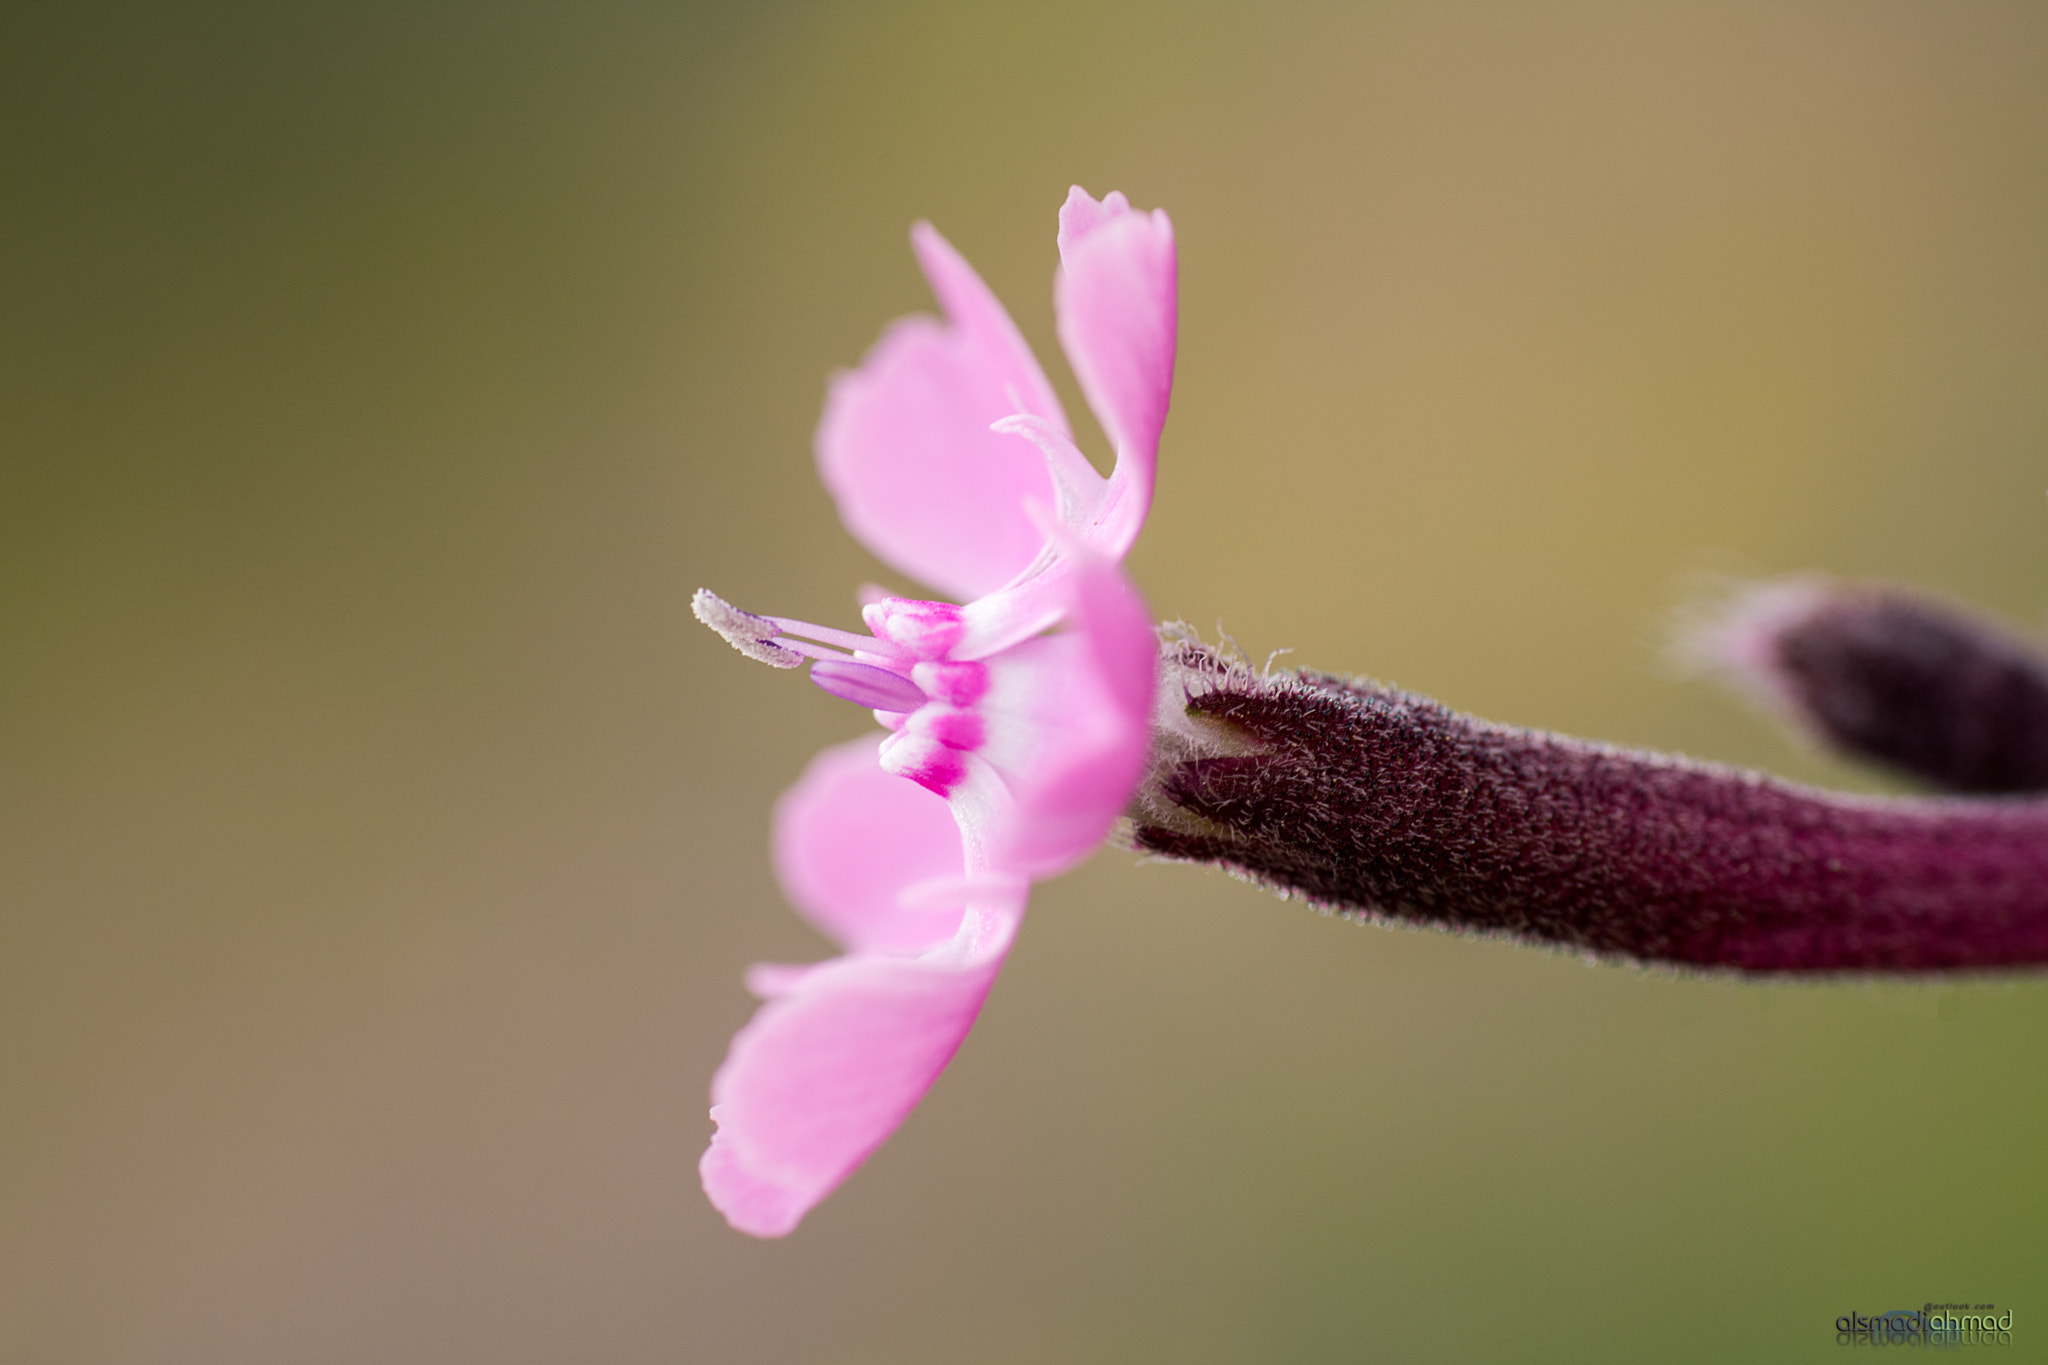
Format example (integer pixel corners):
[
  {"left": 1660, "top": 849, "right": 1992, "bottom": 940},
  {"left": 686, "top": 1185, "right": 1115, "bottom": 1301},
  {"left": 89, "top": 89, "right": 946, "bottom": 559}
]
[
  {"left": 903, "top": 749, "right": 966, "bottom": 796},
  {"left": 810, "top": 660, "right": 927, "bottom": 713},
  {"left": 879, "top": 730, "right": 967, "bottom": 796},
  {"left": 876, "top": 734, "right": 969, "bottom": 797},
  {"left": 912, "top": 660, "right": 990, "bottom": 707},
  {"left": 912, "top": 707, "right": 986, "bottom": 752}
]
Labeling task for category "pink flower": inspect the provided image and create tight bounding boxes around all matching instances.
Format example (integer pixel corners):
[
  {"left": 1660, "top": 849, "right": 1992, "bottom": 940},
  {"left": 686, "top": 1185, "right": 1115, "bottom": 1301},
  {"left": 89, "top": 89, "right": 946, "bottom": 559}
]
[{"left": 693, "top": 187, "right": 1177, "bottom": 1236}]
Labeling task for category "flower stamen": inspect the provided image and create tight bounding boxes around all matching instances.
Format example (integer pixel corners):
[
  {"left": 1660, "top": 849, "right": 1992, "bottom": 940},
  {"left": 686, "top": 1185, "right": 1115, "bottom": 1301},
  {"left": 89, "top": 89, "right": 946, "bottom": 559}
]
[
  {"left": 810, "top": 659, "right": 928, "bottom": 712},
  {"left": 696, "top": 587, "right": 930, "bottom": 712},
  {"left": 695, "top": 587, "right": 920, "bottom": 666},
  {"left": 694, "top": 588, "right": 804, "bottom": 668},
  {"left": 767, "top": 618, "right": 909, "bottom": 658}
]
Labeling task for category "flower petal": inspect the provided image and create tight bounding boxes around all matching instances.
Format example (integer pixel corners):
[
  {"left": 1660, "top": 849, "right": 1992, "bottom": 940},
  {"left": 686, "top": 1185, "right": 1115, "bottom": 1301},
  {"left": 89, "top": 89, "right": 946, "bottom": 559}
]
[
  {"left": 974, "top": 557, "right": 1156, "bottom": 875},
  {"left": 773, "top": 735, "right": 971, "bottom": 955},
  {"left": 1054, "top": 187, "right": 1177, "bottom": 559},
  {"left": 699, "top": 899, "right": 1022, "bottom": 1238},
  {"left": 954, "top": 564, "right": 1071, "bottom": 662},
  {"left": 816, "top": 225, "right": 1069, "bottom": 601},
  {"left": 911, "top": 224, "right": 1070, "bottom": 440},
  {"left": 1067, "top": 548, "right": 1161, "bottom": 722}
]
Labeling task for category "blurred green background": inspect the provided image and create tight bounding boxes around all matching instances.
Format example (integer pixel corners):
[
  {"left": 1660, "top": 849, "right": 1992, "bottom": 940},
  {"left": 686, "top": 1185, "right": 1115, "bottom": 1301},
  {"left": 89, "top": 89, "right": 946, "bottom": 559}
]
[{"left": 4, "top": 4, "right": 2045, "bottom": 1361}]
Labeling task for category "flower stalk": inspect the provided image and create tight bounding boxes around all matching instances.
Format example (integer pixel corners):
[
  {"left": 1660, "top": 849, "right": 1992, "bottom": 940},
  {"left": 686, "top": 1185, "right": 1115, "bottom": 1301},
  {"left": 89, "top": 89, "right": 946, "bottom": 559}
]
[{"left": 1127, "top": 626, "right": 2048, "bottom": 974}]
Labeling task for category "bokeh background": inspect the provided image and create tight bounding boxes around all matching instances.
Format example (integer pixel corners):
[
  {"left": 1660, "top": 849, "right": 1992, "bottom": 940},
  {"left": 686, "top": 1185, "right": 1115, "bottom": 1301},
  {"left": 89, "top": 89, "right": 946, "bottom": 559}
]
[{"left": 5, "top": 4, "right": 2045, "bottom": 1361}]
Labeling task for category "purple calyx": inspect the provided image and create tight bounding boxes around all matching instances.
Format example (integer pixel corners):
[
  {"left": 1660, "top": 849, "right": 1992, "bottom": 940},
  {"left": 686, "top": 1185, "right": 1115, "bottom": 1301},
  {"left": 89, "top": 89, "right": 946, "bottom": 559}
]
[{"left": 1130, "top": 632, "right": 2048, "bottom": 975}]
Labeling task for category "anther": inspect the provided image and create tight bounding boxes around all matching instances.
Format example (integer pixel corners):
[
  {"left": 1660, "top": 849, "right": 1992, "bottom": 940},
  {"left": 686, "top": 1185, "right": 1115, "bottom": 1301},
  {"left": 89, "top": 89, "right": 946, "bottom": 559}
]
[
  {"left": 693, "top": 588, "right": 803, "bottom": 668},
  {"left": 810, "top": 659, "right": 928, "bottom": 713}
]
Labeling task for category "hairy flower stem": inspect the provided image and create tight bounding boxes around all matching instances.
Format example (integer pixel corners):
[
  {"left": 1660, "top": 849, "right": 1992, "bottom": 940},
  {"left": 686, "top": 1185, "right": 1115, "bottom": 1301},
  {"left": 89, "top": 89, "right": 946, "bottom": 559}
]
[{"left": 1128, "top": 637, "right": 2048, "bottom": 973}]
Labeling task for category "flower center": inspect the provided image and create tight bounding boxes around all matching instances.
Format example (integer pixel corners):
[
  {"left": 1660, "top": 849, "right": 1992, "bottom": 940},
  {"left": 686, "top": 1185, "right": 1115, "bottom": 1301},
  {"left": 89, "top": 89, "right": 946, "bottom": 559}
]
[{"left": 697, "top": 588, "right": 1006, "bottom": 800}]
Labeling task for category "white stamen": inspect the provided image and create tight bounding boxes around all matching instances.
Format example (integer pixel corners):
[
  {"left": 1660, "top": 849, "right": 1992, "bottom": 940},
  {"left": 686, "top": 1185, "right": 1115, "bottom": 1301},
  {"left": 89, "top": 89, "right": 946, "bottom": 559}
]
[
  {"left": 693, "top": 588, "right": 803, "bottom": 668},
  {"left": 775, "top": 637, "right": 859, "bottom": 663},
  {"left": 769, "top": 617, "right": 912, "bottom": 659}
]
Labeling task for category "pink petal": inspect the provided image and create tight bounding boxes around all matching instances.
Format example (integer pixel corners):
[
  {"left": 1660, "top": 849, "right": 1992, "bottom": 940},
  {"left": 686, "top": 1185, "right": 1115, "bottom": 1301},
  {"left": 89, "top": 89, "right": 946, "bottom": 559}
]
[
  {"left": 1054, "top": 187, "right": 1177, "bottom": 559},
  {"left": 816, "top": 226, "right": 1068, "bottom": 601},
  {"left": 972, "top": 558, "right": 1157, "bottom": 876},
  {"left": 700, "top": 900, "right": 1022, "bottom": 1238},
  {"left": 955, "top": 565, "right": 1071, "bottom": 662},
  {"left": 773, "top": 735, "right": 971, "bottom": 955},
  {"left": 951, "top": 490, "right": 1123, "bottom": 665},
  {"left": 1055, "top": 186, "right": 1128, "bottom": 243},
  {"left": 911, "top": 224, "right": 1070, "bottom": 439},
  {"left": 1067, "top": 548, "right": 1161, "bottom": 721},
  {"left": 947, "top": 483, "right": 1151, "bottom": 666}
]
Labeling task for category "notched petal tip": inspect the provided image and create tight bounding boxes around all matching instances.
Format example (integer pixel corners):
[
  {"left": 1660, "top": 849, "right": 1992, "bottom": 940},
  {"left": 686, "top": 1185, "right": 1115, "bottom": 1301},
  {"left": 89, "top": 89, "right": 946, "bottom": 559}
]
[
  {"left": 1052, "top": 188, "right": 1177, "bottom": 550},
  {"left": 700, "top": 1120, "right": 809, "bottom": 1238},
  {"left": 695, "top": 588, "right": 804, "bottom": 668},
  {"left": 1056, "top": 185, "right": 1133, "bottom": 253}
]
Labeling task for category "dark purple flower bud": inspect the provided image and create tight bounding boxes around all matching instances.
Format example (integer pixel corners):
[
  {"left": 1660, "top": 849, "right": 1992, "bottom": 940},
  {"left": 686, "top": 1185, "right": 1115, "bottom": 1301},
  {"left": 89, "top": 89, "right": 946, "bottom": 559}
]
[
  {"left": 1687, "top": 578, "right": 2048, "bottom": 794},
  {"left": 1126, "top": 631, "right": 2048, "bottom": 974}
]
